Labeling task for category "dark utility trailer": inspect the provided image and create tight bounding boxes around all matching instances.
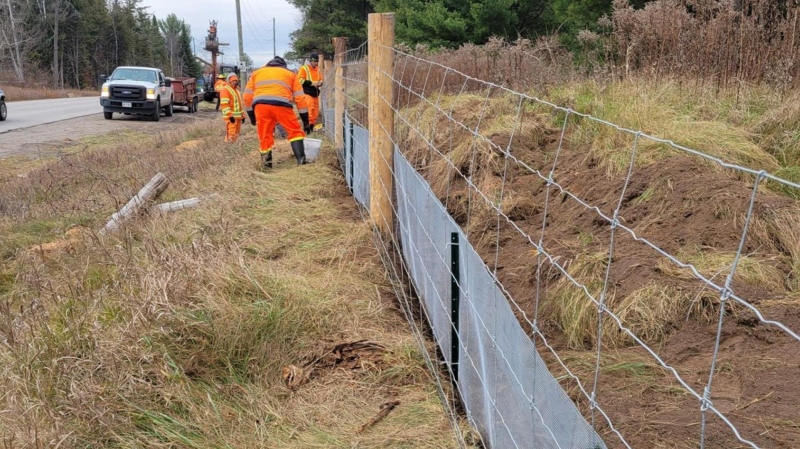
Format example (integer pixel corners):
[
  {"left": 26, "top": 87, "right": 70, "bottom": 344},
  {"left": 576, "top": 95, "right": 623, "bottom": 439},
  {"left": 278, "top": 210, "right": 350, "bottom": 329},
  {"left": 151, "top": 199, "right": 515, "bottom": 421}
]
[{"left": 170, "top": 77, "right": 198, "bottom": 113}]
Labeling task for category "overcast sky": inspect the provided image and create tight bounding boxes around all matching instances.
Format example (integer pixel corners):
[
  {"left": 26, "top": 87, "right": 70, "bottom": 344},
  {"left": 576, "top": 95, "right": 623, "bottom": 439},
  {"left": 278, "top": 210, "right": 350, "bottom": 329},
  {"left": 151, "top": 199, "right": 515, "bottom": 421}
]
[{"left": 143, "top": 0, "right": 302, "bottom": 68}]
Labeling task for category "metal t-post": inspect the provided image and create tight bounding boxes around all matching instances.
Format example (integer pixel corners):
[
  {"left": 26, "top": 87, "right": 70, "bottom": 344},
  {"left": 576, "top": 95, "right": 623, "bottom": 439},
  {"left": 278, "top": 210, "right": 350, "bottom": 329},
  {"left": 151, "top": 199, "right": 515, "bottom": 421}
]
[{"left": 450, "top": 232, "right": 460, "bottom": 385}]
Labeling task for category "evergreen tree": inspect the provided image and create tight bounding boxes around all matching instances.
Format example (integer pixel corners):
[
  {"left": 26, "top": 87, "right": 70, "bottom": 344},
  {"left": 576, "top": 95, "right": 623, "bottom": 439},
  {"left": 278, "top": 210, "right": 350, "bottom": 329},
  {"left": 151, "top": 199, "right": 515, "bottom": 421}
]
[
  {"left": 286, "top": 0, "right": 373, "bottom": 56},
  {"left": 180, "top": 23, "right": 201, "bottom": 78},
  {"left": 150, "top": 16, "right": 169, "bottom": 70}
]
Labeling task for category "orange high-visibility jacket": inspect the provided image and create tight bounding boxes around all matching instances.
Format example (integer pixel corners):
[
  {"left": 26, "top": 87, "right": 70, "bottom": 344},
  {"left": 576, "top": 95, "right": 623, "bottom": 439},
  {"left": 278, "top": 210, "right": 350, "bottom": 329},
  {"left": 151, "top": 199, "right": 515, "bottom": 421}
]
[
  {"left": 219, "top": 85, "right": 244, "bottom": 120},
  {"left": 243, "top": 59, "right": 304, "bottom": 112},
  {"left": 214, "top": 79, "right": 227, "bottom": 91},
  {"left": 298, "top": 64, "right": 322, "bottom": 91}
]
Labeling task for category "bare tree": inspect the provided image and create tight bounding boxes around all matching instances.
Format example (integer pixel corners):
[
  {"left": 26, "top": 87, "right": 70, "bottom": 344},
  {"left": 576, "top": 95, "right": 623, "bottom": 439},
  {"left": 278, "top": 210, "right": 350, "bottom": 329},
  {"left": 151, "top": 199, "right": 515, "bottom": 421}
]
[
  {"left": 0, "top": 0, "right": 42, "bottom": 82},
  {"left": 159, "top": 14, "right": 183, "bottom": 76}
]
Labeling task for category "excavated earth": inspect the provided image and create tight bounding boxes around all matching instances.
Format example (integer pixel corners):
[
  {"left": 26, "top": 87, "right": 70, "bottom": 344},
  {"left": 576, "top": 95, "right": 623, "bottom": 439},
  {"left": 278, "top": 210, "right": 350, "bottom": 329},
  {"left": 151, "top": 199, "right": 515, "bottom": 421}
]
[{"left": 400, "top": 106, "right": 800, "bottom": 448}]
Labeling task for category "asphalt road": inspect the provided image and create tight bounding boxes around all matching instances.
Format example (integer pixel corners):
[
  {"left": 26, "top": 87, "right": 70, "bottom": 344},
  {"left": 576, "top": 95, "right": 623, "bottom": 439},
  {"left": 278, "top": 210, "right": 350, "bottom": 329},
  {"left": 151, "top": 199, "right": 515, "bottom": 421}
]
[
  {"left": 0, "top": 97, "right": 101, "bottom": 134},
  {"left": 0, "top": 98, "right": 217, "bottom": 159}
]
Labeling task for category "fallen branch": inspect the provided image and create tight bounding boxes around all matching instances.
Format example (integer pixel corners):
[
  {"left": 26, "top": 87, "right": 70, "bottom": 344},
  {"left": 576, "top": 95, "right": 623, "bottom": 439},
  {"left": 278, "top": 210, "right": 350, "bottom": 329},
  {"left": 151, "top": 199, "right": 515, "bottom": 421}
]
[
  {"left": 100, "top": 173, "right": 169, "bottom": 235},
  {"left": 153, "top": 197, "right": 203, "bottom": 213},
  {"left": 153, "top": 193, "right": 221, "bottom": 213},
  {"left": 356, "top": 401, "right": 400, "bottom": 434}
]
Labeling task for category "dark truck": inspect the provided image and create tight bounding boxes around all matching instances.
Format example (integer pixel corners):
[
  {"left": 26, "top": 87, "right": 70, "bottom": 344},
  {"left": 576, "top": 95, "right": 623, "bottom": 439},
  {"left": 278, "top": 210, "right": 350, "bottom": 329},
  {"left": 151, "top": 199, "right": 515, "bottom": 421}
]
[
  {"left": 100, "top": 66, "right": 174, "bottom": 121},
  {"left": 0, "top": 87, "right": 6, "bottom": 121}
]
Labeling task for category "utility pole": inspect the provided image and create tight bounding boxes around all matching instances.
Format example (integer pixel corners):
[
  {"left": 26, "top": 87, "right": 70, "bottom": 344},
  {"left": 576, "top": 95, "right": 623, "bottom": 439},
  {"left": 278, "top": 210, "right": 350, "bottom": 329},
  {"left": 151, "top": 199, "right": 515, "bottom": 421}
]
[
  {"left": 235, "top": 0, "right": 247, "bottom": 85},
  {"left": 273, "top": 17, "right": 276, "bottom": 57}
]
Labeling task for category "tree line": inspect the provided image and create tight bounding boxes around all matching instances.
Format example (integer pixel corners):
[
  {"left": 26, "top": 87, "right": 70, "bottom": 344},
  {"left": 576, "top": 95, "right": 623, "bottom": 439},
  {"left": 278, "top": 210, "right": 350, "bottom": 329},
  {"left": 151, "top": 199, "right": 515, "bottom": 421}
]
[
  {"left": 0, "top": 0, "right": 201, "bottom": 88},
  {"left": 285, "top": 0, "right": 649, "bottom": 58},
  {"left": 287, "top": 0, "right": 800, "bottom": 88}
]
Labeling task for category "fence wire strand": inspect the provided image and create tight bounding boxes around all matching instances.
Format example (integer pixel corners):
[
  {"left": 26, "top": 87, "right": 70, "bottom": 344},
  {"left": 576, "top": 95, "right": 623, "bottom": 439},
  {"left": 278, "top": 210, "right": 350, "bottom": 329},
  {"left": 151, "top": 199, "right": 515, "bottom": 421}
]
[{"left": 323, "top": 39, "right": 800, "bottom": 449}]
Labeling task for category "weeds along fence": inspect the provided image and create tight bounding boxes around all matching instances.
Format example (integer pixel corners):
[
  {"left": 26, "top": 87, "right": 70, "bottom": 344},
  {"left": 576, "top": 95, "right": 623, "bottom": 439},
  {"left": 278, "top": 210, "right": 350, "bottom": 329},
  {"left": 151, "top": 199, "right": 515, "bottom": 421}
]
[{"left": 321, "top": 13, "right": 800, "bottom": 449}]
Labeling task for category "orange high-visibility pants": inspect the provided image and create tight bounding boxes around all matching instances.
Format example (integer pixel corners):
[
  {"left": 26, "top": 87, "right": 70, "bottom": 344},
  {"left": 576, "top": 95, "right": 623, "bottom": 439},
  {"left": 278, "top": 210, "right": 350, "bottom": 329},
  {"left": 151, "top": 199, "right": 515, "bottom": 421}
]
[
  {"left": 254, "top": 104, "right": 304, "bottom": 154},
  {"left": 307, "top": 96, "right": 319, "bottom": 126},
  {"left": 225, "top": 119, "right": 242, "bottom": 142},
  {"left": 296, "top": 95, "right": 310, "bottom": 117},
  {"left": 297, "top": 95, "right": 320, "bottom": 125}
]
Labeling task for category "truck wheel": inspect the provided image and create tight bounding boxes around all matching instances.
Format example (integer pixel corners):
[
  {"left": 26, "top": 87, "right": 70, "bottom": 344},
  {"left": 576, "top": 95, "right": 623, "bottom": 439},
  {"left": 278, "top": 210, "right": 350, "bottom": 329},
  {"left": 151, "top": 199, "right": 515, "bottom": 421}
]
[
  {"left": 164, "top": 98, "right": 173, "bottom": 117},
  {"left": 152, "top": 99, "right": 161, "bottom": 121},
  {"left": 0, "top": 100, "right": 6, "bottom": 121},
  {"left": 103, "top": 111, "right": 113, "bottom": 120}
]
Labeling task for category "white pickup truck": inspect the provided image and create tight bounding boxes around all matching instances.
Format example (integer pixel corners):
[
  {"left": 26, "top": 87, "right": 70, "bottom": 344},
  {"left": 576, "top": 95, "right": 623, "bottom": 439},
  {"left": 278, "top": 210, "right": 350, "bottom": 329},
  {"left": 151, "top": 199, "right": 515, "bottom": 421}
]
[{"left": 100, "top": 66, "right": 174, "bottom": 121}]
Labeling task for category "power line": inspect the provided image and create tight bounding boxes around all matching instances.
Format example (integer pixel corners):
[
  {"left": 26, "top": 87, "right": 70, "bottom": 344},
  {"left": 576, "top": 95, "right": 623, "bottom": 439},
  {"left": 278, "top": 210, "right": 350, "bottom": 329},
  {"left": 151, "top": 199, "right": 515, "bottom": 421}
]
[{"left": 239, "top": 1, "right": 274, "bottom": 55}]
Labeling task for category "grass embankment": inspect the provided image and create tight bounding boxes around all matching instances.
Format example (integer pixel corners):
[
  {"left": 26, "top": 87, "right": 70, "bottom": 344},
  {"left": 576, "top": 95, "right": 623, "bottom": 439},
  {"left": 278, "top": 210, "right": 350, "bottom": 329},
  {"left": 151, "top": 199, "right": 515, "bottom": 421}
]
[
  {"left": 397, "top": 76, "right": 800, "bottom": 447},
  {"left": 548, "top": 79, "right": 800, "bottom": 191},
  {"left": 2, "top": 84, "right": 98, "bottom": 101},
  {"left": 0, "top": 124, "right": 467, "bottom": 447},
  {"left": 398, "top": 78, "right": 800, "bottom": 349}
]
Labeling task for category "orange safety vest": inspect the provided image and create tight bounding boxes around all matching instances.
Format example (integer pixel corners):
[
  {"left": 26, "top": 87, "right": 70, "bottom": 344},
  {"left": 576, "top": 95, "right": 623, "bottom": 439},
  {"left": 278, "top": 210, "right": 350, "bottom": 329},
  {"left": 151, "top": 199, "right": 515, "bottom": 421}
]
[
  {"left": 214, "top": 79, "right": 227, "bottom": 91},
  {"left": 298, "top": 64, "right": 322, "bottom": 85},
  {"left": 219, "top": 85, "right": 243, "bottom": 119},
  {"left": 298, "top": 64, "right": 322, "bottom": 98},
  {"left": 243, "top": 64, "right": 304, "bottom": 111}
]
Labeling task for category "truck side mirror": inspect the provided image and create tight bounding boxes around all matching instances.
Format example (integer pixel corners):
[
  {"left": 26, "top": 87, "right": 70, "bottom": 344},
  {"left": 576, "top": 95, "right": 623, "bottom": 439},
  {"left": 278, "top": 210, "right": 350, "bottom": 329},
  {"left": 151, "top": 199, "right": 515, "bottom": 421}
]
[
  {"left": 100, "top": 75, "right": 107, "bottom": 83},
  {"left": 164, "top": 79, "right": 172, "bottom": 87}
]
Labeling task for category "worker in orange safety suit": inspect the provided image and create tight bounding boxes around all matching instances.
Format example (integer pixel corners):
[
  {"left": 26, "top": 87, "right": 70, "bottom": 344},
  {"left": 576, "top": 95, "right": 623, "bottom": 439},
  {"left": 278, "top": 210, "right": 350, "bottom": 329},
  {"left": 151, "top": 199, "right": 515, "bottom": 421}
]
[
  {"left": 243, "top": 56, "right": 307, "bottom": 169},
  {"left": 214, "top": 73, "right": 227, "bottom": 111},
  {"left": 219, "top": 73, "right": 244, "bottom": 142},
  {"left": 297, "top": 52, "right": 323, "bottom": 134}
]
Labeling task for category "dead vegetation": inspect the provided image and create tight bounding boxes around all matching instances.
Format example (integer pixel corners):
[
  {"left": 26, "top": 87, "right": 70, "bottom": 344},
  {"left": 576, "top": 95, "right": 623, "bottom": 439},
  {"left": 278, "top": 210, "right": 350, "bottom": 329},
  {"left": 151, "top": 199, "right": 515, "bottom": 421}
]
[
  {"left": 396, "top": 78, "right": 800, "bottom": 447},
  {"left": 1, "top": 84, "right": 97, "bottom": 101},
  {"left": 612, "top": 0, "right": 800, "bottom": 89},
  {"left": 0, "top": 123, "right": 469, "bottom": 447}
]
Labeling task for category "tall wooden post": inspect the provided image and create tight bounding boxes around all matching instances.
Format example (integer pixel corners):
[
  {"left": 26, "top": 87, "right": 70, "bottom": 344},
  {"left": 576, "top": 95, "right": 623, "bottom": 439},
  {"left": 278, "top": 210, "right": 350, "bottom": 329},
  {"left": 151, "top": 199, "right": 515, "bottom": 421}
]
[
  {"left": 319, "top": 52, "right": 327, "bottom": 72},
  {"left": 333, "top": 37, "right": 348, "bottom": 152},
  {"left": 368, "top": 13, "right": 395, "bottom": 236}
]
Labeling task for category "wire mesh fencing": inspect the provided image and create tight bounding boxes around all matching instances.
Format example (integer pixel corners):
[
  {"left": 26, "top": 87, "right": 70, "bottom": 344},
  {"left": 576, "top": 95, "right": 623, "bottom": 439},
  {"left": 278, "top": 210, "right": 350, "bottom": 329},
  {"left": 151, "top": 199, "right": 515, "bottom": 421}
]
[{"left": 322, "top": 37, "right": 800, "bottom": 449}]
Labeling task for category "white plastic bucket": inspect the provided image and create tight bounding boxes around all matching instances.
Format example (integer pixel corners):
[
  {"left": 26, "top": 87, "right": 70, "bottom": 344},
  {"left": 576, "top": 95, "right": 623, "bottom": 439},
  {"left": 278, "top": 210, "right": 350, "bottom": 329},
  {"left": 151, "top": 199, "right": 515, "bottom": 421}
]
[{"left": 305, "top": 138, "right": 322, "bottom": 162}]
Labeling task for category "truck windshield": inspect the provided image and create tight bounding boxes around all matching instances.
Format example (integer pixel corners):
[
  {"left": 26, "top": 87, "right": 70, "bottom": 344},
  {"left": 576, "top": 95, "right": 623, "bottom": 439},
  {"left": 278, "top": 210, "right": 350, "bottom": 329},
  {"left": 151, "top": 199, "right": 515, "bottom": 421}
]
[{"left": 108, "top": 68, "right": 157, "bottom": 83}]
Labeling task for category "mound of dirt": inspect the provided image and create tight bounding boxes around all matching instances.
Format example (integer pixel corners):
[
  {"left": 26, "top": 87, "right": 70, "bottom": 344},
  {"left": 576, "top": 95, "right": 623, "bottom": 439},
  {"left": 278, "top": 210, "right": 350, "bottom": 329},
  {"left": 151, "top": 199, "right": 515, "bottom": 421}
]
[{"left": 399, "top": 97, "right": 800, "bottom": 448}]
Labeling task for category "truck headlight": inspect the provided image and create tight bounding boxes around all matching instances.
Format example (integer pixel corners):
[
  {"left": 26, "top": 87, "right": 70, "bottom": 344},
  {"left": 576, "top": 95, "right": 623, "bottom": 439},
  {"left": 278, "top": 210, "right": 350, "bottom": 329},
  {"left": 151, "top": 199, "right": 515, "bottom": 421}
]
[
  {"left": 101, "top": 86, "right": 109, "bottom": 98},
  {"left": 146, "top": 88, "right": 156, "bottom": 100}
]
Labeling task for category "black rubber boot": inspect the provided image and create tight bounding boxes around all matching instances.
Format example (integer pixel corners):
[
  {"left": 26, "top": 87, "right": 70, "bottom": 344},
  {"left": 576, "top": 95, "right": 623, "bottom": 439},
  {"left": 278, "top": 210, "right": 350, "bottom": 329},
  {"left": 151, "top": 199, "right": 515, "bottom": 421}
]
[
  {"left": 290, "top": 140, "right": 307, "bottom": 165},
  {"left": 260, "top": 151, "right": 272, "bottom": 169},
  {"left": 299, "top": 112, "right": 310, "bottom": 134},
  {"left": 274, "top": 124, "right": 287, "bottom": 139}
]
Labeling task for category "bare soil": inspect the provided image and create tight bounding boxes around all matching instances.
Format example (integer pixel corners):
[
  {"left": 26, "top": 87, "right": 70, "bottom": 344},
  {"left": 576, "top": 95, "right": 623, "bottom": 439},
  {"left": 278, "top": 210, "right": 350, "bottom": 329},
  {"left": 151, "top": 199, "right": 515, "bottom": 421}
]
[{"left": 402, "top": 115, "right": 800, "bottom": 448}]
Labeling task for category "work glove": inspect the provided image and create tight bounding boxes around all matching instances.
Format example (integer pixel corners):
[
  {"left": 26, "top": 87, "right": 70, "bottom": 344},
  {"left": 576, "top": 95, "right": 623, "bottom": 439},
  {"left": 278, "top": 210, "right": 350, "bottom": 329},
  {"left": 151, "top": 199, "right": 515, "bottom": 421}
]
[
  {"left": 247, "top": 110, "right": 256, "bottom": 126},
  {"left": 229, "top": 117, "right": 235, "bottom": 124}
]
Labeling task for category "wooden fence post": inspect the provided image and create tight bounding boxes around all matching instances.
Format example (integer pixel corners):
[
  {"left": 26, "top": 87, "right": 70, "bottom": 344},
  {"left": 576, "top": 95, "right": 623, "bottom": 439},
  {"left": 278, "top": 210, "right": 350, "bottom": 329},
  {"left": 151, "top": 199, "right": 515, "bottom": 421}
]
[
  {"left": 333, "top": 37, "right": 348, "bottom": 152},
  {"left": 319, "top": 52, "right": 327, "bottom": 72},
  {"left": 368, "top": 13, "right": 395, "bottom": 236}
]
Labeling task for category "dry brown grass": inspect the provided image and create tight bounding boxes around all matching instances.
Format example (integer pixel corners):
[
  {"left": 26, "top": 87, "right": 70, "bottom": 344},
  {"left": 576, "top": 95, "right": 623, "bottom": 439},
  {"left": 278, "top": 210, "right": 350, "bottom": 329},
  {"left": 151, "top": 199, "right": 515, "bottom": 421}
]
[
  {"left": 745, "top": 207, "right": 800, "bottom": 290},
  {"left": 510, "top": 243, "right": 785, "bottom": 350},
  {"left": 394, "top": 81, "right": 800, "bottom": 352},
  {"left": 1, "top": 84, "right": 98, "bottom": 101},
  {"left": 0, "top": 124, "right": 468, "bottom": 447},
  {"left": 612, "top": 0, "right": 800, "bottom": 89}
]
